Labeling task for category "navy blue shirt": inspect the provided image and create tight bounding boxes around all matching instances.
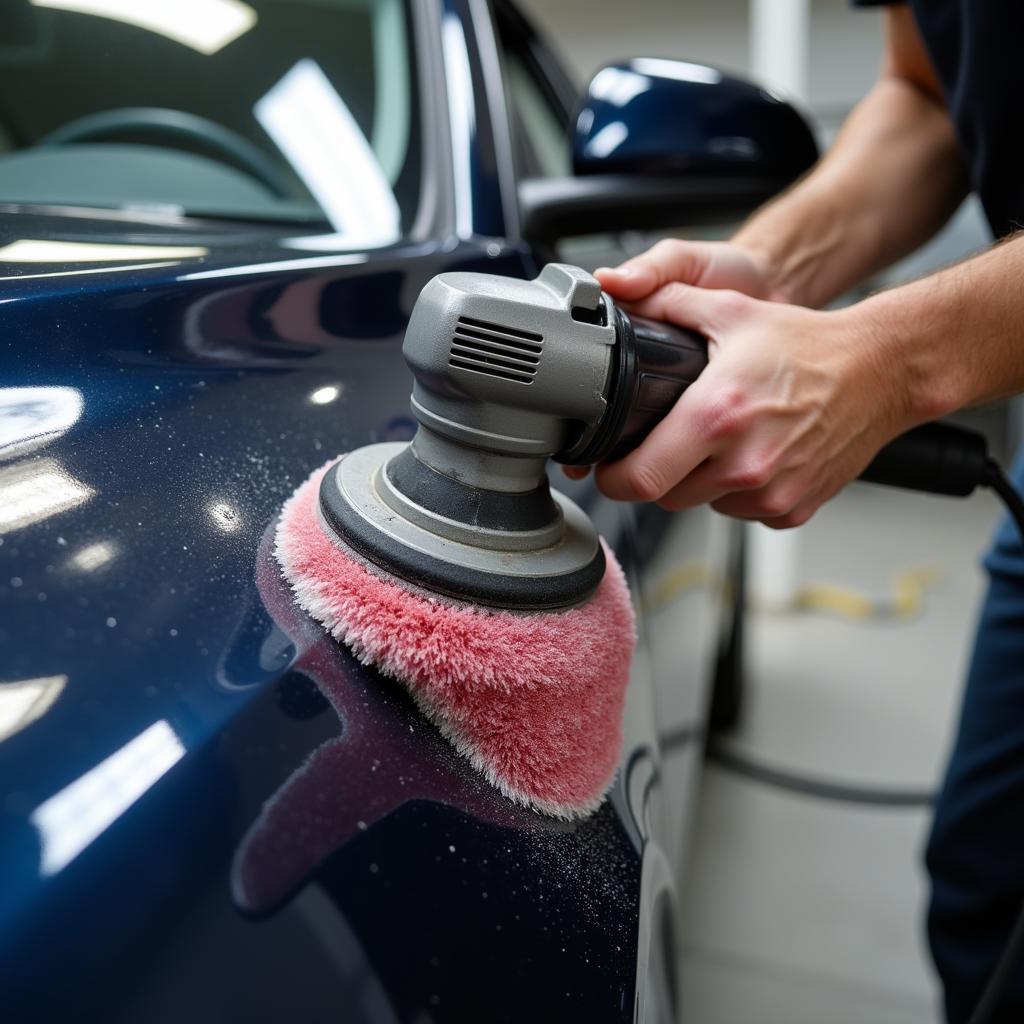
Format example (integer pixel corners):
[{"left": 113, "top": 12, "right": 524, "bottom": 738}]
[{"left": 855, "top": 1, "right": 1024, "bottom": 238}]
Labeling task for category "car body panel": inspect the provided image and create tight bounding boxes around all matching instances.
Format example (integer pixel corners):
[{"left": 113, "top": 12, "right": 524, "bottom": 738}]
[
  {"left": 0, "top": 2, "right": 732, "bottom": 1020},
  {"left": 0, "top": 210, "right": 650, "bottom": 1021}
]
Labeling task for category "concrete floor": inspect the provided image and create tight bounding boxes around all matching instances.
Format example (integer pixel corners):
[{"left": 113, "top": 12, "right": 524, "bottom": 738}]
[{"left": 676, "top": 478, "right": 1003, "bottom": 1022}]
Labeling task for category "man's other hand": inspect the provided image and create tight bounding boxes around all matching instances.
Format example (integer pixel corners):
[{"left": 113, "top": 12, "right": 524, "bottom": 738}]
[{"left": 594, "top": 238, "right": 775, "bottom": 305}]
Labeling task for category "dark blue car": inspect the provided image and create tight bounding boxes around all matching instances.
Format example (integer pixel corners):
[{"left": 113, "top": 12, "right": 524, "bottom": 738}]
[{"left": 0, "top": 2, "right": 813, "bottom": 1019}]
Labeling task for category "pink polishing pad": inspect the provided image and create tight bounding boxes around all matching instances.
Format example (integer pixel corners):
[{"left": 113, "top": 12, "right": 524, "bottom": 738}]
[{"left": 274, "top": 457, "right": 636, "bottom": 819}]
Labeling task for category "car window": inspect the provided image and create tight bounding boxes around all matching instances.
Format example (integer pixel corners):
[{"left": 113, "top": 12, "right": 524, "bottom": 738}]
[
  {"left": 497, "top": 36, "right": 570, "bottom": 180},
  {"left": 0, "top": 0, "right": 420, "bottom": 246},
  {"left": 495, "top": 14, "right": 641, "bottom": 267}
]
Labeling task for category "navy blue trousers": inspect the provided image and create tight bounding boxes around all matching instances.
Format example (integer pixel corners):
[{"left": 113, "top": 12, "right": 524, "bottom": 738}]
[{"left": 926, "top": 454, "right": 1024, "bottom": 1023}]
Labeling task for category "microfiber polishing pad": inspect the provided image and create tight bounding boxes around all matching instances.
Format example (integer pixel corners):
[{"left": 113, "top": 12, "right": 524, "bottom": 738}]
[{"left": 273, "top": 457, "right": 637, "bottom": 819}]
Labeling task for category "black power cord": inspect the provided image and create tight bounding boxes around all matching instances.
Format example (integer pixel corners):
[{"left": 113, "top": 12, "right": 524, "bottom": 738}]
[
  {"left": 970, "top": 905, "right": 1024, "bottom": 1024},
  {"left": 984, "top": 457, "right": 1024, "bottom": 538},
  {"left": 704, "top": 740, "right": 933, "bottom": 807},
  {"left": 660, "top": 726, "right": 935, "bottom": 806}
]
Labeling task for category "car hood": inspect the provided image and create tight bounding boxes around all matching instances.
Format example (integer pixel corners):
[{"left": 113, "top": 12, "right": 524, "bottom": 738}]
[{"left": 0, "top": 208, "right": 643, "bottom": 1021}]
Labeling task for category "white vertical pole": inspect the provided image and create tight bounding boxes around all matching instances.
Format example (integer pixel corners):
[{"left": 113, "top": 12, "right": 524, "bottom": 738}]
[
  {"left": 748, "top": 523, "right": 802, "bottom": 612},
  {"left": 749, "top": 0, "right": 811, "bottom": 104},
  {"left": 746, "top": 0, "right": 811, "bottom": 610}
]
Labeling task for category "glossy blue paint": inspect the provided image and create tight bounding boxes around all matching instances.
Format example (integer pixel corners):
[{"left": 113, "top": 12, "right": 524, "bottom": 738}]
[
  {"left": 573, "top": 58, "right": 819, "bottom": 182},
  {"left": 0, "top": 3, "right": 725, "bottom": 1020},
  {"left": 0, "top": 205, "right": 651, "bottom": 1021}
]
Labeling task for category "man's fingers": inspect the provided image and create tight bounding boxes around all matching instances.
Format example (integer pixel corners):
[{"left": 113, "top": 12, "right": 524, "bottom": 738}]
[
  {"left": 593, "top": 266, "right": 652, "bottom": 301},
  {"left": 595, "top": 239, "right": 710, "bottom": 300},
  {"left": 758, "top": 473, "right": 851, "bottom": 529},
  {"left": 711, "top": 469, "right": 837, "bottom": 527},
  {"left": 561, "top": 465, "right": 591, "bottom": 480},
  {"left": 626, "top": 282, "right": 750, "bottom": 336},
  {"left": 758, "top": 495, "right": 822, "bottom": 530},
  {"left": 710, "top": 474, "right": 806, "bottom": 521},
  {"left": 594, "top": 388, "right": 716, "bottom": 502},
  {"left": 648, "top": 460, "right": 733, "bottom": 511}
]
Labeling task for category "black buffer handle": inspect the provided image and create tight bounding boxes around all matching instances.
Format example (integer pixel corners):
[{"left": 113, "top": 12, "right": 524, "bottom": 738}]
[
  {"left": 602, "top": 312, "right": 710, "bottom": 462},
  {"left": 858, "top": 421, "right": 989, "bottom": 496}
]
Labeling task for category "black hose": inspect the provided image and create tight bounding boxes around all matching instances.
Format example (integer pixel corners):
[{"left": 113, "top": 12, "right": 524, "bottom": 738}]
[
  {"left": 968, "top": 902, "right": 1024, "bottom": 1024},
  {"left": 660, "top": 723, "right": 936, "bottom": 807},
  {"left": 705, "top": 740, "right": 934, "bottom": 807},
  {"left": 707, "top": 733, "right": 1024, "bottom": 1021},
  {"left": 984, "top": 457, "right": 1024, "bottom": 542}
]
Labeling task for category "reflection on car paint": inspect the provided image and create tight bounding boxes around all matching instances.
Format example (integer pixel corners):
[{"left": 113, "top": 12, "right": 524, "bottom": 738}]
[
  {"left": 0, "top": 674, "right": 66, "bottom": 744},
  {"left": 0, "top": 386, "right": 83, "bottom": 460},
  {"left": 0, "top": 239, "right": 208, "bottom": 263},
  {"left": 254, "top": 60, "right": 402, "bottom": 248},
  {"left": 232, "top": 523, "right": 566, "bottom": 913},
  {"left": 0, "top": 228, "right": 648, "bottom": 1018},
  {"left": 66, "top": 539, "right": 118, "bottom": 572},
  {"left": 0, "top": 458, "right": 95, "bottom": 535},
  {"left": 31, "top": 718, "right": 186, "bottom": 876}
]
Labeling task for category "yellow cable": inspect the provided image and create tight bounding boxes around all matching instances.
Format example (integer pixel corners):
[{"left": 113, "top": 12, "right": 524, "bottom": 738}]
[
  {"left": 644, "top": 561, "right": 941, "bottom": 622},
  {"left": 647, "top": 562, "right": 715, "bottom": 609}
]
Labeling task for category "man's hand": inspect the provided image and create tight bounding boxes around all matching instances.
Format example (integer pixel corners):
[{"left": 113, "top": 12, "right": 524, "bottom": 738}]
[
  {"left": 593, "top": 238, "right": 776, "bottom": 305},
  {"left": 559, "top": 4, "right": 975, "bottom": 526},
  {"left": 593, "top": 285, "right": 914, "bottom": 529},
  {"left": 563, "top": 238, "right": 774, "bottom": 483}
]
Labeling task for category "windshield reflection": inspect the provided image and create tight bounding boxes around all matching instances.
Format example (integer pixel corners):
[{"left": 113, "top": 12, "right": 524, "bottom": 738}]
[
  {"left": 0, "top": 674, "right": 66, "bottom": 744},
  {"left": 0, "top": 458, "right": 94, "bottom": 535},
  {"left": 0, "top": 386, "right": 83, "bottom": 460},
  {"left": 30, "top": 0, "right": 258, "bottom": 55},
  {"left": 31, "top": 719, "right": 186, "bottom": 875},
  {"left": 255, "top": 59, "right": 400, "bottom": 247}
]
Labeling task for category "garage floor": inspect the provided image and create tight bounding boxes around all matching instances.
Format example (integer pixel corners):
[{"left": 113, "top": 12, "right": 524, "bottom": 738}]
[{"left": 676, "top": 476, "right": 1003, "bottom": 1022}]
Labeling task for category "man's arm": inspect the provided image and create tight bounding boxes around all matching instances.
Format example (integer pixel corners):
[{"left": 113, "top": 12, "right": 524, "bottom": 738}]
[
  {"left": 595, "top": 8, "right": 968, "bottom": 310},
  {"left": 731, "top": 7, "right": 967, "bottom": 307},
  {"left": 862, "top": 233, "right": 1024, "bottom": 417},
  {"left": 584, "top": 10, "right": 1023, "bottom": 528}
]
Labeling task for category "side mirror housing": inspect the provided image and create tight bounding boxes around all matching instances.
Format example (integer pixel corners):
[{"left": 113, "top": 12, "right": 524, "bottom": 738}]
[
  {"left": 573, "top": 58, "right": 818, "bottom": 180},
  {"left": 519, "top": 58, "right": 819, "bottom": 242}
]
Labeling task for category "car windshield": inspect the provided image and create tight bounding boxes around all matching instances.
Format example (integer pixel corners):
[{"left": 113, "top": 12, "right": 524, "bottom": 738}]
[{"left": 0, "top": 0, "right": 420, "bottom": 247}]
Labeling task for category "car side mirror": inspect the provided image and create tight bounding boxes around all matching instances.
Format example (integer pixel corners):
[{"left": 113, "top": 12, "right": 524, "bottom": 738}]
[{"left": 519, "top": 58, "right": 819, "bottom": 243}]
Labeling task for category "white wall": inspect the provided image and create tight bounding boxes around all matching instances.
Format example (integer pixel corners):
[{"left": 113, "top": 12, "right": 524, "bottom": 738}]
[
  {"left": 519, "top": 0, "right": 750, "bottom": 85},
  {"left": 518, "top": 0, "right": 883, "bottom": 130}
]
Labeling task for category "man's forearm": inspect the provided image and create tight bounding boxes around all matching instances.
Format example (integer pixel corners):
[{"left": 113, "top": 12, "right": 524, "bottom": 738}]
[
  {"left": 853, "top": 232, "right": 1024, "bottom": 423},
  {"left": 733, "top": 76, "right": 967, "bottom": 309}
]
